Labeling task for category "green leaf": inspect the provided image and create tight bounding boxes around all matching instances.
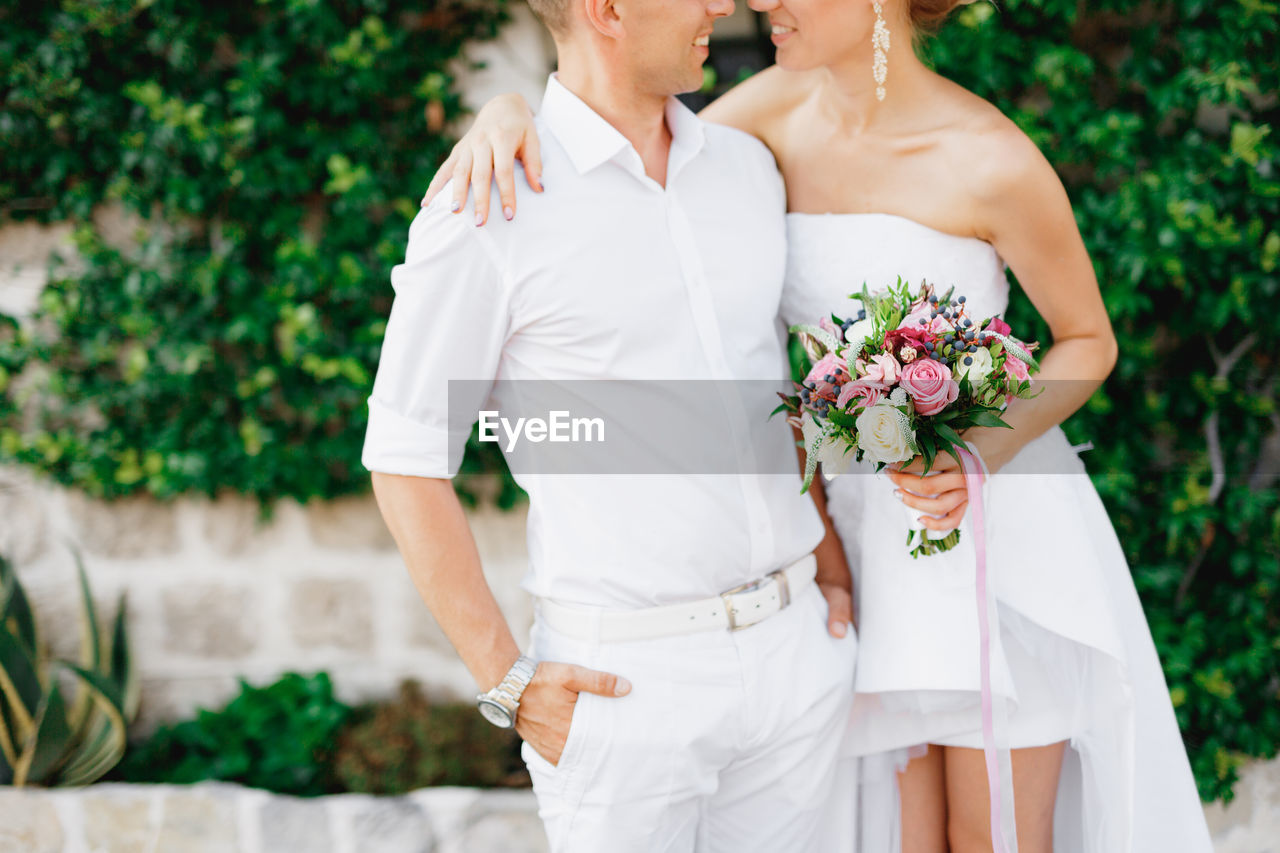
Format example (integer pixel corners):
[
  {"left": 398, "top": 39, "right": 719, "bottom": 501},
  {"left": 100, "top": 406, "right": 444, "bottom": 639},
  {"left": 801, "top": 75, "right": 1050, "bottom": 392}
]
[
  {"left": 967, "top": 410, "right": 1014, "bottom": 429},
  {"left": 0, "top": 557, "right": 37, "bottom": 655},
  {"left": 935, "top": 422, "right": 966, "bottom": 447},
  {"left": 0, "top": 625, "right": 43, "bottom": 736},
  {"left": 16, "top": 680, "right": 73, "bottom": 786}
]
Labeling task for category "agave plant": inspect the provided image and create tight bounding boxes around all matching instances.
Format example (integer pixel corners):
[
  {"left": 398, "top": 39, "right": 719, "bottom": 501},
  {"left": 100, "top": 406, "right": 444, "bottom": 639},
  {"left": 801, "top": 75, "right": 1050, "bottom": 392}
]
[{"left": 0, "top": 551, "right": 138, "bottom": 786}]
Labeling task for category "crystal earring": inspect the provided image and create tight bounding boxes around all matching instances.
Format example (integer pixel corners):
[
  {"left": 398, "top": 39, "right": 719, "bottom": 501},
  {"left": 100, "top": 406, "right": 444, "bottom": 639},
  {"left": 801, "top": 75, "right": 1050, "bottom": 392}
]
[{"left": 872, "top": 1, "right": 891, "bottom": 102}]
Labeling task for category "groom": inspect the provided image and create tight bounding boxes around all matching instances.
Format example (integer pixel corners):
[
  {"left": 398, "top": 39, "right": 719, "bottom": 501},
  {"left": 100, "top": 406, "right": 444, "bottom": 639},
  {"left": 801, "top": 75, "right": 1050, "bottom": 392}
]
[{"left": 362, "top": 0, "right": 855, "bottom": 849}]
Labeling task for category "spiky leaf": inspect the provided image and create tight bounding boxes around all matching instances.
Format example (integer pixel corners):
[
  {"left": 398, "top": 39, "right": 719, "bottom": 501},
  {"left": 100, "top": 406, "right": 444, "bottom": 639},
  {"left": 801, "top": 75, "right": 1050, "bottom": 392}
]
[{"left": 15, "top": 679, "right": 73, "bottom": 786}]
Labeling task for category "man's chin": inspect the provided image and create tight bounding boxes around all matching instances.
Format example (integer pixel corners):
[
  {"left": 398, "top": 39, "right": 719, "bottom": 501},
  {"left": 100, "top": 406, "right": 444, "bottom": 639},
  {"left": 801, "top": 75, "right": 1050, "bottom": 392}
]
[{"left": 649, "top": 68, "right": 706, "bottom": 98}]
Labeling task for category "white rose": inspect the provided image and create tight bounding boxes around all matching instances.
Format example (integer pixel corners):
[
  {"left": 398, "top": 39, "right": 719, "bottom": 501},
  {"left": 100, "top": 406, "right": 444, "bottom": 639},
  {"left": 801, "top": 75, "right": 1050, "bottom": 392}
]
[
  {"left": 854, "top": 401, "right": 916, "bottom": 465},
  {"left": 801, "top": 411, "right": 856, "bottom": 479},
  {"left": 844, "top": 318, "right": 876, "bottom": 353},
  {"left": 955, "top": 345, "right": 995, "bottom": 384}
]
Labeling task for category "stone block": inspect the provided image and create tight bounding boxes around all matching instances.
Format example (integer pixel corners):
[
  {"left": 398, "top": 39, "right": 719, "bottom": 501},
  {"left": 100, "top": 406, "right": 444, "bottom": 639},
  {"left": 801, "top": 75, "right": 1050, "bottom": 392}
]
[
  {"left": 132, "top": 675, "right": 240, "bottom": 736},
  {"left": 161, "top": 584, "right": 257, "bottom": 658},
  {"left": 260, "top": 794, "right": 333, "bottom": 853},
  {"left": 289, "top": 578, "right": 373, "bottom": 652},
  {"left": 200, "top": 494, "right": 274, "bottom": 557},
  {"left": 350, "top": 797, "right": 435, "bottom": 853},
  {"left": 305, "top": 495, "right": 396, "bottom": 550},
  {"left": 0, "top": 788, "right": 64, "bottom": 853},
  {"left": 153, "top": 786, "right": 239, "bottom": 853},
  {"left": 82, "top": 786, "right": 155, "bottom": 853},
  {"left": 0, "top": 469, "right": 48, "bottom": 565},
  {"left": 66, "top": 491, "right": 179, "bottom": 559},
  {"left": 457, "top": 793, "right": 547, "bottom": 853},
  {"left": 1205, "top": 786, "right": 1253, "bottom": 841}
]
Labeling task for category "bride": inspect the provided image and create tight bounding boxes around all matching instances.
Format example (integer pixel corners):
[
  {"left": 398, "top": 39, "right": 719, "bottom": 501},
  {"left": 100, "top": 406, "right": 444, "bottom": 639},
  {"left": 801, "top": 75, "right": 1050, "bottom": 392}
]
[{"left": 421, "top": 1, "right": 1212, "bottom": 850}]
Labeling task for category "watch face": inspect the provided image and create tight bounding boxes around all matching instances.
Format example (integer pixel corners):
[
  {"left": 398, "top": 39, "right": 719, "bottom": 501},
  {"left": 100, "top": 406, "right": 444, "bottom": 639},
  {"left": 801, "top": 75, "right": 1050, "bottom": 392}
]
[{"left": 478, "top": 699, "right": 514, "bottom": 728}]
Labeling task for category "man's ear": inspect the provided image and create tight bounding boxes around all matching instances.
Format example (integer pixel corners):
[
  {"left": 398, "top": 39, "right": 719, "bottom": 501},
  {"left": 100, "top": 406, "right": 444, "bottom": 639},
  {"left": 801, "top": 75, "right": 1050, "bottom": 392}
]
[{"left": 584, "top": 0, "right": 625, "bottom": 39}]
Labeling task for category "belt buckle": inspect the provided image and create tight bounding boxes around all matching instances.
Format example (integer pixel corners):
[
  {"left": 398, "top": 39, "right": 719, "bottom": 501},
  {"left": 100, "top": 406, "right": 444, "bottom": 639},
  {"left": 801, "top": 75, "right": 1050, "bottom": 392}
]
[{"left": 720, "top": 569, "right": 791, "bottom": 632}]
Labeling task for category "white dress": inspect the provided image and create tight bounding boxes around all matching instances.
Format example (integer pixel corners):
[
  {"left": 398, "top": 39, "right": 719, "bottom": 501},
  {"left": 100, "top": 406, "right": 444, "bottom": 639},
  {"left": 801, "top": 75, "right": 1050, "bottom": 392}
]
[{"left": 782, "top": 212, "right": 1213, "bottom": 852}]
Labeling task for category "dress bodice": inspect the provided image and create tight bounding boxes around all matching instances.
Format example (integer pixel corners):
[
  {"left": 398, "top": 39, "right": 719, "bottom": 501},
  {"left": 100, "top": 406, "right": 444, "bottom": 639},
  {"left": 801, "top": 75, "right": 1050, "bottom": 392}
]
[{"left": 782, "top": 212, "right": 1011, "bottom": 329}]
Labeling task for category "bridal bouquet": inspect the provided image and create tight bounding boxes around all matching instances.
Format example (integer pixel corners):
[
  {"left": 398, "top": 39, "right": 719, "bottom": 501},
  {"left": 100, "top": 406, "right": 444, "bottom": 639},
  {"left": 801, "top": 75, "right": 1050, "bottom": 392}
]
[{"left": 775, "top": 278, "right": 1040, "bottom": 557}]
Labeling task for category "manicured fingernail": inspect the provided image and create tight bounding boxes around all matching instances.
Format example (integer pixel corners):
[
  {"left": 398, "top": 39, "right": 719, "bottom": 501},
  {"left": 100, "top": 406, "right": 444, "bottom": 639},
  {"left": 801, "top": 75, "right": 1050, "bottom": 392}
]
[
  {"left": 832, "top": 622, "right": 847, "bottom": 638},
  {"left": 475, "top": 213, "right": 484, "bottom": 226},
  {"left": 615, "top": 678, "right": 632, "bottom": 696},
  {"left": 893, "top": 490, "right": 903, "bottom": 501},
  {"left": 503, "top": 205, "right": 513, "bottom": 221},
  {"left": 450, "top": 199, "right": 460, "bottom": 212},
  {"left": 422, "top": 197, "right": 429, "bottom": 208}
]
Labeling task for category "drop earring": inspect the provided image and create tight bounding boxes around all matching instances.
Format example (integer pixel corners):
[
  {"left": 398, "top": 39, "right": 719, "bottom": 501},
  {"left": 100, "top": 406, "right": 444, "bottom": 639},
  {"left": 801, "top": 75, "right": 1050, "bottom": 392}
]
[{"left": 873, "top": 1, "right": 891, "bottom": 101}]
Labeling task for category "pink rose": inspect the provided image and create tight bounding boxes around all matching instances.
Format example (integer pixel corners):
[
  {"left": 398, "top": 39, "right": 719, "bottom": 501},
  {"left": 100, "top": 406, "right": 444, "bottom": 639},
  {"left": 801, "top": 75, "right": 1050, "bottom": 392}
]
[
  {"left": 804, "top": 351, "right": 849, "bottom": 399},
  {"left": 837, "top": 379, "right": 885, "bottom": 411},
  {"left": 985, "top": 316, "right": 1012, "bottom": 337},
  {"left": 900, "top": 302, "right": 954, "bottom": 336},
  {"left": 859, "top": 352, "right": 901, "bottom": 387},
  {"left": 899, "top": 358, "right": 959, "bottom": 416},
  {"left": 1003, "top": 354, "right": 1031, "bottom": 383}
]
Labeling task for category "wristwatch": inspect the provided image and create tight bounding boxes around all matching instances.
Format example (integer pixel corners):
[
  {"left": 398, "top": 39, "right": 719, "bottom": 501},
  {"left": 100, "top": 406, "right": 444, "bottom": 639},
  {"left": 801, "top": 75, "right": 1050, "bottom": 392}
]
[{"left": 476, "top": 655, "right": 538, "bottom": 728}]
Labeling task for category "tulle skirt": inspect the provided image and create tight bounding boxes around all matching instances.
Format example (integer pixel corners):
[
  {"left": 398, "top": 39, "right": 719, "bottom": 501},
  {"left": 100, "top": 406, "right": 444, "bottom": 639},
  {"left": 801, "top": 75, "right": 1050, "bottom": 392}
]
[{"left": 819, "top": 426, "right": 1212, "bottom": 852}]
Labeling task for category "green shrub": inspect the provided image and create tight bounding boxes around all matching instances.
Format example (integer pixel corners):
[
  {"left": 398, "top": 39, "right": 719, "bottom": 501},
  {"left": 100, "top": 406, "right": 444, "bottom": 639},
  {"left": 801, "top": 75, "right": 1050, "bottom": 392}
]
[
  {"left": 329, "top": 679, "right": 526, "bottom": 793},
  {"left": 111, "top": 671, "right": 352, "bottom": 795},
  {"left": 0, "top": 0, "right": 512, "bottom": 507},
  {"left": 112, "top": 673, "right": 527, "bottom": 794}
]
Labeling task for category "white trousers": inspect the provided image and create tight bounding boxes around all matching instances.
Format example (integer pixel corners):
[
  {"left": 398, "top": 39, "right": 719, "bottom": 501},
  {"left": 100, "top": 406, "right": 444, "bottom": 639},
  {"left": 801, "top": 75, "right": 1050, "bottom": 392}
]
[{"left": 523, "top": 580, "right": 858, "bottom": 853}]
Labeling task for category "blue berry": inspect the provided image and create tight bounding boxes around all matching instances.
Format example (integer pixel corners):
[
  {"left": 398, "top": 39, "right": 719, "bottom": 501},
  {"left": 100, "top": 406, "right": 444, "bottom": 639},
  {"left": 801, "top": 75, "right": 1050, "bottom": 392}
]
[
  {"left": 964, "top": 356, "right": 973, "bottom": 365},
  {"left": 958, "top": 296, "right": 966, "bottom": 303}
]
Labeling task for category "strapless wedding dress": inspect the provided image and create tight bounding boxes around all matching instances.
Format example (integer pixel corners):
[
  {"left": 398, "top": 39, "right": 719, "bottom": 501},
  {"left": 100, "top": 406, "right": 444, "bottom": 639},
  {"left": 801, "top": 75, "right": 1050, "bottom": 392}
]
[{"left": 783, "top": 212, "right": 1212, "bottom": 852}]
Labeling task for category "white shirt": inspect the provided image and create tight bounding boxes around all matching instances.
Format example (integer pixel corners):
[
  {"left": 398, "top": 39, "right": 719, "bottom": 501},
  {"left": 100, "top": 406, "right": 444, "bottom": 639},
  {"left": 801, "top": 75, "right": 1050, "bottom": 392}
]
[{"left": 362, "top": 75, "right": 823, "bottom": 608}]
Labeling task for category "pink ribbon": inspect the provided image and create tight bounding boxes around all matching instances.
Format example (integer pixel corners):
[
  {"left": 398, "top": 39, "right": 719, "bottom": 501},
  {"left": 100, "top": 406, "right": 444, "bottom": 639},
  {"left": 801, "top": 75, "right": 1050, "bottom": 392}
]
[{"left": 958, "top": 444, "right": 1012, "bottom": 853}]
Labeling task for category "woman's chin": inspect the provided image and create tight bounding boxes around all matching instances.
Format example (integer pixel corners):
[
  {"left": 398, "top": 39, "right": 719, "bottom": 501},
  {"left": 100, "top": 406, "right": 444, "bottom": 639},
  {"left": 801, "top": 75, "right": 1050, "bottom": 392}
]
[{"left": 772, "top": 46, "right": 820, "bottom": 73}]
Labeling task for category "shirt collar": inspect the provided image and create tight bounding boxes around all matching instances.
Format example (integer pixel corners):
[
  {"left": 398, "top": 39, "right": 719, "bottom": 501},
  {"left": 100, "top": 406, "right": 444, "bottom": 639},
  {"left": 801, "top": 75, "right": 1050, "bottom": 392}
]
[{"left": 538, "top": 73, "right": 707, "bottom": 181}]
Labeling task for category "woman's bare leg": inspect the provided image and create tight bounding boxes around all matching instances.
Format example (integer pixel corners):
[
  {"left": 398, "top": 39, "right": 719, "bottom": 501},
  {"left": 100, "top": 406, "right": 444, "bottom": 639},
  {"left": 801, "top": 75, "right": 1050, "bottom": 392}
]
[
  {"left": 942, "top": 741, "right": 1067, "bottom": 853},
  {"left": 900, "top": 744, "right": 950, "bottom": 853}
]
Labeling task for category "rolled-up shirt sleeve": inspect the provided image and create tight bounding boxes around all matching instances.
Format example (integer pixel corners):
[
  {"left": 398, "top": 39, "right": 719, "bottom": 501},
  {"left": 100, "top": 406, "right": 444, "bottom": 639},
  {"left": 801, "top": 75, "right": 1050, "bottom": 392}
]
[{"left": 362, "top": 199, "right": 510, "bottom": 478}]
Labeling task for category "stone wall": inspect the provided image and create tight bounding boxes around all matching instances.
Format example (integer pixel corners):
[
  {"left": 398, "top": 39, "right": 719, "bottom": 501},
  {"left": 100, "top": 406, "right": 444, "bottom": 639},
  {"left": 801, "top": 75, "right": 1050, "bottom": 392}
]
[
  {"left": 1, "top": 466, "right": 533, "bottom": 734},
  {"left": 0, "top": 783, "right": 546, "bottom": 853},
  {"left": 3, "top": 758, "right": 1279, "bottom": 853}
]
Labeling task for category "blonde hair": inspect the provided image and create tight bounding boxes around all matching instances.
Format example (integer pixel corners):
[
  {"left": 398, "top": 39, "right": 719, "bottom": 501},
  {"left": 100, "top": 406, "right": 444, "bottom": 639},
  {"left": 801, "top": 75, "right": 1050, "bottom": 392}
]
[{"left": 909, "top": 0, "right": 979, "bottom": 32}]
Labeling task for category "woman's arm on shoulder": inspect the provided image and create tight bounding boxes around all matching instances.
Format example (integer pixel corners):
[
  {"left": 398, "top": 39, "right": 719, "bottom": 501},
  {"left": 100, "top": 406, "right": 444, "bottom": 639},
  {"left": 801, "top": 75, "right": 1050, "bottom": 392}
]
[{"left": 421, "top": 93, "right": 542, "bottom": 225}]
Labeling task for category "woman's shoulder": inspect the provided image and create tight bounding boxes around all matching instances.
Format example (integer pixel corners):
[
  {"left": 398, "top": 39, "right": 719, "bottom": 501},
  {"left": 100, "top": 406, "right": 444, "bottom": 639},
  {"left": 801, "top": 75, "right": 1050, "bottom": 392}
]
[
  {"left": 933, "top": 81, "right": 1058, "bottom": 199},
  {"left": 699, "top": 65, "right": 821, "bottom": 150},
  {"left": 928, "top": 80, "right": 1068, "bottom": 240}
]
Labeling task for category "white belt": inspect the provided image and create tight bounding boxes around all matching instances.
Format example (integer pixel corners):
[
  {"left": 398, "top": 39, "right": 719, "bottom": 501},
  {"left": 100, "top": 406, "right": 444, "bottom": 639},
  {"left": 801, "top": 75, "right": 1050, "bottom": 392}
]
[{"left": 537, "top": 554, "right": 817, "bottom": 643}]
